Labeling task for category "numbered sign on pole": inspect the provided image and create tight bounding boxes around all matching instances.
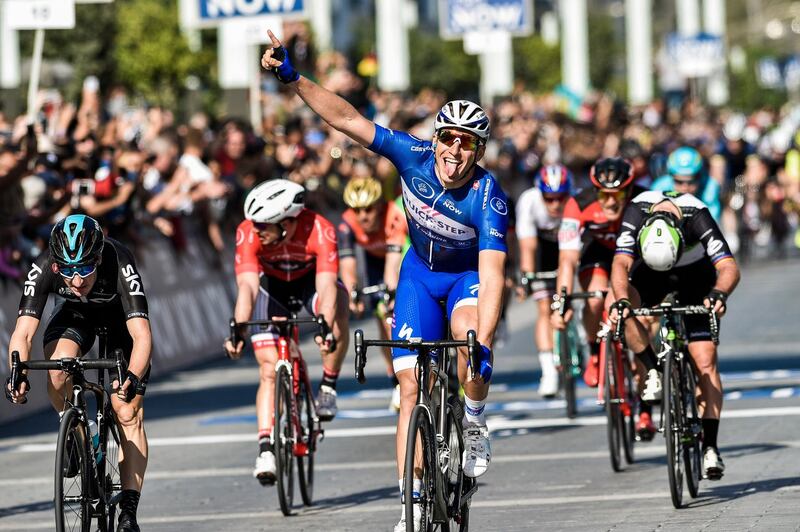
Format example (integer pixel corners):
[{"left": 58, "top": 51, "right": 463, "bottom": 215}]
[{"left": 5, "top": 0, "right": 76, "bottom": 30}]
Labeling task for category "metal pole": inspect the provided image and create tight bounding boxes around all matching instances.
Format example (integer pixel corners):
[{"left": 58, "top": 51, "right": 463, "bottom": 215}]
[
  {"left": 560, "top": 0, "right": 590, "bottom": 96},
  {"left": 26, "top": 28, "right": 45, "bottom": 123},
  {"left": 376, "top": 0, "right": 409, "bottom": 91},
  {"left": 625, "top": 0, "right": 653, "bottom": 105}
]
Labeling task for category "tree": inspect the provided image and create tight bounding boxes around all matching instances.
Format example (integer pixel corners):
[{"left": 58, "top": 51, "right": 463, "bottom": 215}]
[
  {"left": 408, "top": 29, "right": 480, "bottom": 98},
  {"left": 512, "top": 34, "right": 561, "bottom": 92}
]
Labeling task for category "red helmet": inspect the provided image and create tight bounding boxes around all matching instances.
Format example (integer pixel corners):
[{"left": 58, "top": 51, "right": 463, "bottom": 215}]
[{"left": 589, "top": 157, "right": 634, "bottom": 190}]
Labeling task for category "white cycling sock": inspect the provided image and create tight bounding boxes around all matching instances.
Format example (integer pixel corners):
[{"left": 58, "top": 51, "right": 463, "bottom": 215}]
[
  {"left": 398, "top": 478, "right": 422, "bottom": 501},
  {"left": 463, "top": 395, "right": 486, "bottom": 426},
  {"left": 539, "top": 352, "right": 556, "bottom": 375}
]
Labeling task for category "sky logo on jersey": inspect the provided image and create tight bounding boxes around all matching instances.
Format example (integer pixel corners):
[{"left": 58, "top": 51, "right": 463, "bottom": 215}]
[
  {"left": 121, "top": 264, "right": 145, "bottom": 296},
  {"left": 23, "top": 263, "right": 42, "bottom": 297},
  {"left": 412, "top": 177, "right": 436, "bottom": 199},
  {"left": 490, "top": 197, "right": 507, "bottom": 216}
]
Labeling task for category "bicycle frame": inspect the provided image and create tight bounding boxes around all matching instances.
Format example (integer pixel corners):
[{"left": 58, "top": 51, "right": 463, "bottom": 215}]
[{"left": 597, "top": 315, "right": 633, "bottom": 417}]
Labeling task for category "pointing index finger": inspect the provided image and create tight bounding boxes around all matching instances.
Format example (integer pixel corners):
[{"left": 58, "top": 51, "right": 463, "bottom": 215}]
[{"left": 267, "top": 29, "right": 281, "bottom": 48}]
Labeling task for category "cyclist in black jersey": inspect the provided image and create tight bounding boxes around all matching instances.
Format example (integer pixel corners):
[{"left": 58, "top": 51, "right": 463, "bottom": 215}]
[
  {"left": 5, "top": 215, "right": 151, "bottom": 532},
  {"left": 608, "top": 191, "right": 740, "bottom": 480}
]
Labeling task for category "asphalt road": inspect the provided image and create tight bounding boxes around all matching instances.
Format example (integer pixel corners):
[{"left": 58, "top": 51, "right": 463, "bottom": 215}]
[{"left": 2, "top": 259, "right": 800, "bottom": 531}]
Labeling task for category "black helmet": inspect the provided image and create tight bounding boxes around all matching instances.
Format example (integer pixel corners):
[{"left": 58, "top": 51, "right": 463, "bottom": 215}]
[
  {"left": 49, "top": 215, "right": 104, "bottom": 267},
  {"left": 590, "top": 157, "right": 635, "bottom": 190}
]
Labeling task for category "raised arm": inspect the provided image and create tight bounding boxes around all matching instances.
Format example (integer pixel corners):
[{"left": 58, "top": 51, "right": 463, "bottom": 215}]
[{"left": 262, "top": 30, "right": 375, "bottom": 147}]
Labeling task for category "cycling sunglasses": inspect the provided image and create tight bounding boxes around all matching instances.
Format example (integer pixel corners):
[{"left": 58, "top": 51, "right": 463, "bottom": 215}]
[
  {"left": 672, "top": 175, "right": 699, "bottom": 186},
  {"left": 353, "top": 205, "right": 377, "bottom": 214},
  {"left": 542, "top": 193, "right": 568, "bottom": 204},
  {"left": 252, "top": 221, "right": 277, "bottom": 232},
  {"left": 436, "top": 130, "right": 481, "bottom": 151},
  {"left": 597, "top": 189, "right": 627, "bottom": 202},
  {"left": 58, "top": 263, "right": 97, "bottom": 278}
]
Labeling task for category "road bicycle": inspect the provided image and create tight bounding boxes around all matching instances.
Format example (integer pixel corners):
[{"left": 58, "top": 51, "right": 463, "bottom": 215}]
[
  {"left": 8, "top": 328, "right": 125, "bottom": 532},
  {"left": 230, "top": 311, "right": 329, "bottom": 516},
  {"left": 354, "top": 328, "right": 483, "bottom": 531},
  {"left": 551, "top": 287, "right": 606, "bottom": 419},
  {"left": 615, "top": 293, "right": 719, "bottom": 508}
]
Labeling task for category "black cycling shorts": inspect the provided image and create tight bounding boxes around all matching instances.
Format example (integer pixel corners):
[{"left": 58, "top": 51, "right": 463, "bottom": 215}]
[
  {"left": 43, "top": 302, "right": 150, "bottom": 394},
  {"left": 630, "top": 259, "right": 717, "bottom": 343},
  {"left": 578, "top": 240, "right": 614, "bottom": 282},
  {"left": 531, "top": 239, "right": 559, "bottom": 301}
]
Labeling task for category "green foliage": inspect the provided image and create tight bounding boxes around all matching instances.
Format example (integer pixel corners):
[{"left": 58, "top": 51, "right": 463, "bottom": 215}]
[
  {"left": 113, "top": 0, "right": 212, "bottom": 109},
  {"left": 512, "top": 34, "right": 561, "bottom": 92},
  {"left": 728, "top": 45, "right": 789, "bottom": 112},
  {"left": 587, "top": 12, "right": 620, "bottom": 92},
  {"left": 407, "top": 29, "right": 480, "bottom": 98}
]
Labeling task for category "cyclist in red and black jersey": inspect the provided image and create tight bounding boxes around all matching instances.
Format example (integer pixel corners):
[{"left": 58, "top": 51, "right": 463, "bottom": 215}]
[
  {"left": 224, "top": 179, "right": 349, "bottom": 485},
  {"left": 552, "top": 158, "right": 644, "bottom": 388},
  {"left": 337, "top": 177, "right": 408, "bottom": 410}
]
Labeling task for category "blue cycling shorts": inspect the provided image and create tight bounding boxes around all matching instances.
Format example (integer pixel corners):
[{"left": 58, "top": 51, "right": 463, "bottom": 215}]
[{"left": 391, "top": 249, "right": 480, "bottom": 373}]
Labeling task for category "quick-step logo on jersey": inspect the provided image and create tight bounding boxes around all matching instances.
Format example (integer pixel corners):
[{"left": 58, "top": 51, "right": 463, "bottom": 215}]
[
  {"left": 402, "top": 183, "right": 476, "bottom": 248},
  {"left": 397, "top": 323, "right": 414, "bottom": 341}
]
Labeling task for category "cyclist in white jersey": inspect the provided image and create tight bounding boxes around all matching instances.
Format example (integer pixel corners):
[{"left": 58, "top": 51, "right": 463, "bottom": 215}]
[{"left": 516, "top": 165, "right": 573, "bottom": 397}]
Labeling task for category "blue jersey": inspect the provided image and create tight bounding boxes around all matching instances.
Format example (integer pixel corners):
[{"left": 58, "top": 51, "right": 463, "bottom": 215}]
[{"left": 368, "top": 125, "right": 508, "bottom": 272}]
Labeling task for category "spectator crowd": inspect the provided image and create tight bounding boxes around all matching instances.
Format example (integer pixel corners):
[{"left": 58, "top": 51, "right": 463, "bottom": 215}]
[{"left": 2, "top": 38, "right": 800, "bottom": 286}]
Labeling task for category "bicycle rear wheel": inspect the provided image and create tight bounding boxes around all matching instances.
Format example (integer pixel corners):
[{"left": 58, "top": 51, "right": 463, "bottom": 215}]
[
  {"left": 663, "top": 353, "right": 685, "bottom": 508},
  {"left": 682, "top": 362, "right": 702, "bottom": 498},
  {"left": 603, "top": 338, "right": 623, "bottom": 472},
  {"left": 55, "top": 408, "right": 92, "bottom": 532},
  {"left": 99, "top": 406, "right": 122, "bottom": 532},
  {"left": 622, "top": 356, "right": 636, "bottom": 465},
  {"left": 560, "top": 327, "right": 577, "bottom": 419},
  {"left": 274, "top": 366, "right": 295, "bottom": 516},
  {"left": 443, "top": 396, "right": 468, "bottom": 531},
  {"left": 405, "top": 404, "right": 436, "bottom": 532},
  {"left": 297, "top": 377, "right": 315, "bottom": 506}
]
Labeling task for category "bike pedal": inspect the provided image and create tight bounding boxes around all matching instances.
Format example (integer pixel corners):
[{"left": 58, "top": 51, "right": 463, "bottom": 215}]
[{"left": 257, "top": 473, "right": 276, "bottom": 486}]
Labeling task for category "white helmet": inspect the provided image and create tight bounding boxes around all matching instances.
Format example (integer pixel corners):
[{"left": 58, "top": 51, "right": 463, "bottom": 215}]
[
  {"left": 638, "top": 213, "right": 684, "bottom": 271},
  {"left": 244, "top": 179, "right": 305, "bottom": 224},
  {"left": 434, "top": 100, "right": 490, "bottom": 141}
]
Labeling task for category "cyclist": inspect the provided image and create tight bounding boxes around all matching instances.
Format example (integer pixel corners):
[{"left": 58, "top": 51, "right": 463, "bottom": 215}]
[
  {"left": 516, "top": 164, "right": 573, "bottom": 398},
  {"left": 552, "top": 158, "right": 642, "bottom": 390},
  {"left": 609, "top": 190, "right": 739, "bottom": 479},
  {"left": 338, "top": 176, "right": 408, "bottom": 411},
  {"left": 224, "top": 179, "right": 349, "bottom": 485},
  {"left": 5, "top": 215, "right": 151, "bottom": 532},
  {"left": 260, "top": 31, "right": 505, "bottom": 532},
  {"left": 652, "top": 146, "right": 722, "bottom": 222}
]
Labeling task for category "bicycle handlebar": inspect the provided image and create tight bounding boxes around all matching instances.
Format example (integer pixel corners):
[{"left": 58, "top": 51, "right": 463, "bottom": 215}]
[
  {"left": 354, "top": 329, "right": 480, "bottom": 384},
  {"left": 613, "top": 303, "right": 720, "bottom": 345},
  {"left": 553, "top": 287, "right": 607, "bottom": 317},
  {"left": 229, "top": 315, "right": 331, "bottom": 353},
  {"left": 9, "top": 349, "right": 126, "bottom": 393},
  {"left": 519, "top": 271, "right": 557, "bottom": 296}
]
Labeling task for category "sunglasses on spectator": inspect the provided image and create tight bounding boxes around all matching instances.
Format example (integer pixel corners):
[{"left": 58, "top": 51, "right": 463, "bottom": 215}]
[
  {"left": 542, "top": 194, "right": 567, "bottom": 204},
  {"left": 58, "top": 263, "right": 97, "bottom": 278},
  {"left": 436, "top": 130, "right": 481, "bottom": 151},
  {"left": 597, "top": 189, "right": 627, "bottom": 202},
  {"left": 354, "top": 205, "right": 377, "bottom": 214}
]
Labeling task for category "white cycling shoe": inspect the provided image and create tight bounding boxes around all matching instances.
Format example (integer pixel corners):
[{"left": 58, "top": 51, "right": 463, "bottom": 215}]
[
  {"left": 390, "top": 384, "right": 401, "bottom": 412},
  {"left": 641, "top": 369, "right": 663, "bottom": 403},
  {"left": 393, "top": 503, "right": 422, "bottom": 532},
  {"left": 462, "top": 422, "right": 491, "bottom": 478},
  {"left": 253, "top": 451, "right": 276, "bottom": 485},
  {"left": 703, "top": 447, "right": 725, "bottom": 480},
  {"left": 538, "top": 353, "right": 559, "bottom": 398},
  {"left": 315, "top": 385, "right": 338, "bottom": 421}
]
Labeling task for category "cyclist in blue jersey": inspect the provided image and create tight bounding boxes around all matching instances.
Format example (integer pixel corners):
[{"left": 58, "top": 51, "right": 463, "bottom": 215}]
[
  {"left": 652, "top": 146, "right": 722, "bottom": 221},
  {"left": 262, "top": 31, "right": 507, "bottom": 532}
]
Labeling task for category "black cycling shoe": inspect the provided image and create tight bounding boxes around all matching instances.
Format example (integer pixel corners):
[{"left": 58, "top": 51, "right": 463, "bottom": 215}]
[{"left": 117, "top": 512, "right": 140, "bottom": 532}]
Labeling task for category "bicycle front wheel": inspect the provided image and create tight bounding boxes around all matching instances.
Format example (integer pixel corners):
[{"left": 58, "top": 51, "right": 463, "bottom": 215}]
[
  {"left": 663, "top": 353, "right": 685, "bottom": 508},
  {"left": 682, "top": 362, "right": 702, "bottom": 499},
  {"left": 274, "top": 366, "right": 295, "bottom": 516},
  {"left": 561, "top": 326, "right": 577, "bottom": 419},
  {"left": 404, "top": 404, "right": 436, "bottom": 532},
  {"left": 55, "top": 408, "right": 93, "bottom": 532},
  {"left": 622, "top": 356, "right": 636, "bottom": 465},
  {"left": 99, "top": 405, "right": 122, "bottom": 532},
  {"left": 297, "top": 376, "right": 315, "bottom": 506},
  {"left": 603, "top": 338, "right": 623, "bottom": 472}
]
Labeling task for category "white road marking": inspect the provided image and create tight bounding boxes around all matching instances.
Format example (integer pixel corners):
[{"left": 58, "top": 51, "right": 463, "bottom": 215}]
[
  {"left": 5, "top": 405, "right": 800, "bottom": 455},
  {"left": 0, "top": 491, "right": 674, "bottom": 529}
]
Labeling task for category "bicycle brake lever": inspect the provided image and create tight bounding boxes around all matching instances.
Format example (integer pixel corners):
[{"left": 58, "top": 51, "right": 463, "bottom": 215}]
[
  {"left": 113, "top": 349, "right": 125, "bottom": 385},
  {"left": 10, "top": 351, "right": 20, "bottom": 393},
  {"left": 354, "top": 329, "right": 366, "bottom": 384}
]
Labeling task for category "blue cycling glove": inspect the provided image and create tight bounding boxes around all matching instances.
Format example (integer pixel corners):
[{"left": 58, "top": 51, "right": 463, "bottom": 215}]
[
  {"left": 270, "top": 46, "right": 299, "bottom": 84},
  {"left": 468, "top": 345, "right": 493, "bottom": 383}
]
